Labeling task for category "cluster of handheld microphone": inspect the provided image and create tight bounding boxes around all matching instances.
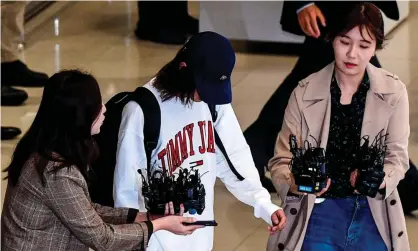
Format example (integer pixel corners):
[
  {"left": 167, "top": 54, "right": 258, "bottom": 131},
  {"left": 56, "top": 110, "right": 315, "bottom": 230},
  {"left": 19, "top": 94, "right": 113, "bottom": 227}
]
[
  {"left": 138, "top": 166, "right": 207, "bottom": 215},
  {"left": 355, "top": 131, "right": 388, "bottom": 197},
  {"left": 136, "top": 129, "right": 388, "bottom": 213},
  {"left": 288, "top": 130, "right": 388, "bottom": 198}
]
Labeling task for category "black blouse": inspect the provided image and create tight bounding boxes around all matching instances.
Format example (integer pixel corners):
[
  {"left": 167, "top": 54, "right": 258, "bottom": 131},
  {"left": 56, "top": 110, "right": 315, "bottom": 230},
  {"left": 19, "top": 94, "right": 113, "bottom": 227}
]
[{"left": 321, "top": 70, "right": 370, "bottom": 198}]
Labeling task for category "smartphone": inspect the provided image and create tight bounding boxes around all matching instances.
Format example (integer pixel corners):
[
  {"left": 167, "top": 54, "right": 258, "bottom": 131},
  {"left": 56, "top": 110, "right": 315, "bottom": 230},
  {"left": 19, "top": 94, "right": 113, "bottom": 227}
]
[{"left": 183, "top": 220, "right": 218, "bottom": 227}]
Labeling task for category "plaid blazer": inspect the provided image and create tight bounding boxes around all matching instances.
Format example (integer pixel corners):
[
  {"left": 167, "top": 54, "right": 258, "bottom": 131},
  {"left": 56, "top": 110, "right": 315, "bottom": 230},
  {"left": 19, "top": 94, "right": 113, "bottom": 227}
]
[{"left": 1, "top": 155, "right": 153, "bottom": 251}]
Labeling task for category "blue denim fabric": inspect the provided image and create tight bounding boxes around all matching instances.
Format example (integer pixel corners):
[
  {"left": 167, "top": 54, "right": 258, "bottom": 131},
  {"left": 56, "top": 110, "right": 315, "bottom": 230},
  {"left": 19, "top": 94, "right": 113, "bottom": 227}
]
[{"left": 301, "top": 196, "right": 387, "bottom": 251}]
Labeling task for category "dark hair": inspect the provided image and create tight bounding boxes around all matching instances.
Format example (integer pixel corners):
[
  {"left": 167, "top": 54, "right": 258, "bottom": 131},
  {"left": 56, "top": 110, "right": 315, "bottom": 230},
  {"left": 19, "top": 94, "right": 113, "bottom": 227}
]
[
  {"left": 326, "top": 3, "right": 385, "bottom": 50},
  {"left": 3, "top": 69, "right": 103, "bottom": 186},
  {"left": 153, "top": 46, "right": 196, "bottom": 105}
]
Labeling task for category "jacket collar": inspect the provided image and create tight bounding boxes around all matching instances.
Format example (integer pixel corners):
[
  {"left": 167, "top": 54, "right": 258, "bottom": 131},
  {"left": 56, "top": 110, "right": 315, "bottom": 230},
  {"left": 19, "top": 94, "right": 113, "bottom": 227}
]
[{"left": 302, "top": 62, "right": 397, "bottom": 101}]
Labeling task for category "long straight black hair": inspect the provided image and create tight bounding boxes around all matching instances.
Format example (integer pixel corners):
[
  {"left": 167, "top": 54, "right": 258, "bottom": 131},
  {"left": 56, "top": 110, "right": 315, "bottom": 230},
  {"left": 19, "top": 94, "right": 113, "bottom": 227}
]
[
  {"left": 4, "top": 69, "right": 103, "bottom": 186},
  {"left": 153, "top": 45, "right": 196, "bottom": 105}
]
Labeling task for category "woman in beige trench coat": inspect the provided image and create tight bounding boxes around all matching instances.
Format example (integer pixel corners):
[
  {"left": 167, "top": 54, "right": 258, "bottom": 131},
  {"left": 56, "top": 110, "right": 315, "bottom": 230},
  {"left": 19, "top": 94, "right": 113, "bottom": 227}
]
[{"left": 267, "top": 3, "right": 410, "bottom": 251}]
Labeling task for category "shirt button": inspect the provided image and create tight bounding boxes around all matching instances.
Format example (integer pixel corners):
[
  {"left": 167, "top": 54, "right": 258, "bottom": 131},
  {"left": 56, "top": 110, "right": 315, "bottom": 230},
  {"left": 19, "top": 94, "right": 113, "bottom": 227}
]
[
  {"left": 398, "top": 231, "right": 404, "bottom": 237},
  {"left": 390, "top": 200, "right": 396, "bottom": 206},
  {"left": 278, "top": 243, "right": 285, "bottom": 250}
]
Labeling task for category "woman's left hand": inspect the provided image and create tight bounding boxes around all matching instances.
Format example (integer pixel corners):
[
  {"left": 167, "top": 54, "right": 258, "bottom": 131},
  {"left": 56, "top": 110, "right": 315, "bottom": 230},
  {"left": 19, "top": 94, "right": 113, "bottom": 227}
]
[{"left": 350, "top": 169, "right": 386, "bottom": 194}]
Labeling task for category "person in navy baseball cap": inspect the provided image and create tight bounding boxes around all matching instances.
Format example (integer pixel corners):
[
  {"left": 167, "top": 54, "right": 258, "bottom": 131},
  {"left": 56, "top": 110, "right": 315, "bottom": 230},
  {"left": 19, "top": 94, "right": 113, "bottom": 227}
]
[
  {"left": 177, "top": 31, "right": 236, "bottom": 105},
  {"left": 113, "top": 31, "right": 286, "bottom": 251}
]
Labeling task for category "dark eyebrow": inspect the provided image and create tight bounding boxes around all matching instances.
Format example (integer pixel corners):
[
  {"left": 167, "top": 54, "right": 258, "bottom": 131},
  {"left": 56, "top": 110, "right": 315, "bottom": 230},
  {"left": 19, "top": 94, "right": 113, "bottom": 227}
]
[{"left": 341, "top": 34, "right": 371, "bottom": 44}]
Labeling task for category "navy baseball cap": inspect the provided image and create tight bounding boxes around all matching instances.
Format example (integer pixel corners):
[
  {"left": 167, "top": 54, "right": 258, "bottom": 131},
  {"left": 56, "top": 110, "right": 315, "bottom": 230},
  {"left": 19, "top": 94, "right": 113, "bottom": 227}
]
[{"left": 180, "top": 31, "right": 236, "bottom": 105}]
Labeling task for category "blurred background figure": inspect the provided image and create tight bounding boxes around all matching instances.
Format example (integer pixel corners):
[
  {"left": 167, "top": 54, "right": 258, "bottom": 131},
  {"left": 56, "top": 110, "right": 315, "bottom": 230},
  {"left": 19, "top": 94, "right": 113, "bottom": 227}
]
[
  {"left": 135, "top": 1, "right": 198, "bottom": 45},
  {"left": 1, "top": 1, "right": 49, "bottom": 140}
]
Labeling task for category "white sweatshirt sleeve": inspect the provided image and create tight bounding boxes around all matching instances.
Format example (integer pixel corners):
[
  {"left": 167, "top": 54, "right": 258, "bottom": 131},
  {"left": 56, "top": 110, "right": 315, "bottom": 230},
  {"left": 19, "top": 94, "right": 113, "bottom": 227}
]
[
  {"left": 113, "top": 101, "right": 148, "bottom": 212},
  {"left": 214, "top": 104, "right": 282, "bottom": 226}
]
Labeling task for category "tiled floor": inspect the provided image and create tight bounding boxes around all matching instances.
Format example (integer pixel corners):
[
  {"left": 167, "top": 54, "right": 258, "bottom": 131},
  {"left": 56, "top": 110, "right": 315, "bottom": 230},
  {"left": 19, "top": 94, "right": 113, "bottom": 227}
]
[{"left": 1, "top": 1, "right": 418, "bottom": 250}]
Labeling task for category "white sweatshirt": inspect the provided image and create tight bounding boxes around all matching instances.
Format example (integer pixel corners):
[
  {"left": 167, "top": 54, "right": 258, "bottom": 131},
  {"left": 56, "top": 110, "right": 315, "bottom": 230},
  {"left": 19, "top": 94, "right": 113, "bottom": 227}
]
[{"left": 113, "top": 80, "right": 281, "bottom": 251}]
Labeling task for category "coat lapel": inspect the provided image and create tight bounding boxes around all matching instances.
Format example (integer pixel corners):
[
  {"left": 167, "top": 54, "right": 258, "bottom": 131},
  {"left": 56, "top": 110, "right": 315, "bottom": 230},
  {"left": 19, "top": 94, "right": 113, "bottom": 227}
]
[
  {"left": 301, "top": 63, "right": 334, "bottom": 148},
  {"left": 302, "top": 99, "right": 331, "bottom": 148},
  {"left": 301, "top": 62, "right": 396, "bottom": 149},
  {"left": 361, "top": 93, "right": 394, "bottom": 142},
  {"left": 361, "top": 64, "right": 396, "bottom": 141}
]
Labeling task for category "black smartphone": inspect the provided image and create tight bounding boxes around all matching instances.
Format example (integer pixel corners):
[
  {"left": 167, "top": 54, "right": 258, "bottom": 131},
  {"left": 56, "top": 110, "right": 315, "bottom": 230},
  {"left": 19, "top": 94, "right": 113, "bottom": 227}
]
[{"left": 183, "top": 220, "right": 218, "bottom": 227}]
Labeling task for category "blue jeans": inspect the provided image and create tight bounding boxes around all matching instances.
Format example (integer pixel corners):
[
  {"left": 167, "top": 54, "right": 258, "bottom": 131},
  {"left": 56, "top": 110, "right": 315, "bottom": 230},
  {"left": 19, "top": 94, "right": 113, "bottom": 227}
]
[{"left": 301, "top": 196, "right": 387, "bottom": 251}]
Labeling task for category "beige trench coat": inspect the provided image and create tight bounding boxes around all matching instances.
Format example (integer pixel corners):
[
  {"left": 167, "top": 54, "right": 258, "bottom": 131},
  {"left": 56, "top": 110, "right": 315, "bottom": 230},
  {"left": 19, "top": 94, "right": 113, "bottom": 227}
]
[{"left": 267, "top": 62, "right": 410, "bottom": 251}]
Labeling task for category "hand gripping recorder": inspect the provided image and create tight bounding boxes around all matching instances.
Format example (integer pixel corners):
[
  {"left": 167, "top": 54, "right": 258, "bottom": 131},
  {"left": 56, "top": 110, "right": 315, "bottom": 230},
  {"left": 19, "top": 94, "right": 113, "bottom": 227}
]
[
  {"left": 289, "top": 134, "right": 327, "bottom": 194},
  {"left": 138, "top": 167, "right": 207, "bottom": 215},
  {"left": 355, "top": 130, "right": 388, "bottom": 198}
]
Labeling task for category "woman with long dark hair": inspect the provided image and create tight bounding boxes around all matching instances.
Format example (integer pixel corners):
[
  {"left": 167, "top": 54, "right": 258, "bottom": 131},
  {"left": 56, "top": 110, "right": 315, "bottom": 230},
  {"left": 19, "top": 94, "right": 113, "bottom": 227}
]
[
  {"left": 267, "top": 3, "right": 409, "bottom": 251},
  {"left": 1, "top": 69, "right": 201, "bottom": 251}
]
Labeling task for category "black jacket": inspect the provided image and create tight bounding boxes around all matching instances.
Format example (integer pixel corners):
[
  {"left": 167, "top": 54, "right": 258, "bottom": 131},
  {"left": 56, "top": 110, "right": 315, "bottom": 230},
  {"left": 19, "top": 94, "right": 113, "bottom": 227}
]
[{"left": 280, "top": 1, "right": 400, "bottom": 36}]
